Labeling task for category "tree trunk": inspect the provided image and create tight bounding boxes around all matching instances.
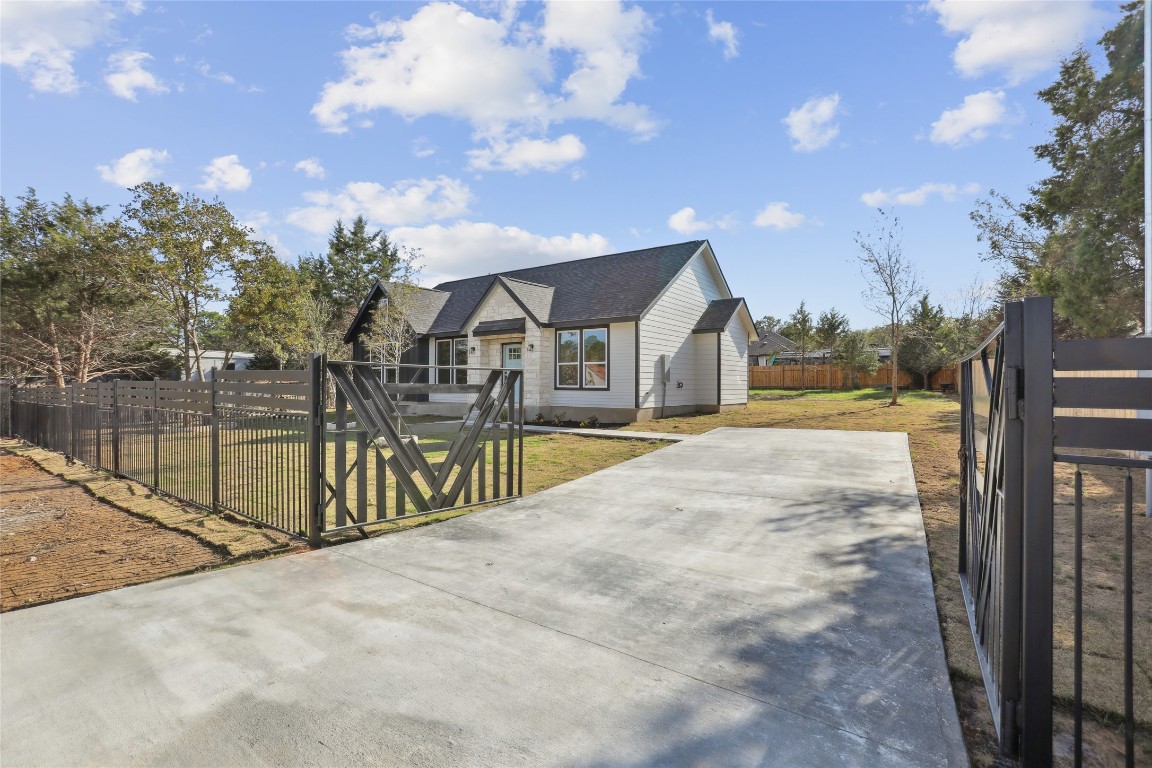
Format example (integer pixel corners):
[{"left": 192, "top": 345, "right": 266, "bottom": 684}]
[{"left": 889, "top": 344, "right": 899, "bottom": 405}]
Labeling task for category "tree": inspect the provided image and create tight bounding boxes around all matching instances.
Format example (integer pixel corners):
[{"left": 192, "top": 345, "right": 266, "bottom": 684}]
[
  {"left": 854, "top": 209, "right": 921, "bottom": 405},
  {"left": 359, "top": 248, "right": 423, "bottom": 378},
  {"left": 814, "top": 308, "right": 848, "bottom": 389},
  {"left": 229, "top": 252, "right": 313, "bottom": 369},
  {"left": 898, "top": 295, "right": 949, "bottom": 389},
  {"left": 754, "top": 315, "right": 782, "bottom": 335},
  {"left": 124, "top": 183, "right": 263, "bottom": 381},
  {"left": 970, "top": 3, "right": 1144, "bottom": 337},
  {"left": 780, "top": 301, "right": 814, "bottom": 388},
  {"left": 834, "top": 330, "right": 880, "bottom": 389},
  {"left": 1, "top": 190, "right": 165, "bottom": 384}
]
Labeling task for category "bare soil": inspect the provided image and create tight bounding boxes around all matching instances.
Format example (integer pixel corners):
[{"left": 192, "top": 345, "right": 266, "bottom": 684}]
[{"left": 1, "top": 453, "right": 225, "bottom": 611}]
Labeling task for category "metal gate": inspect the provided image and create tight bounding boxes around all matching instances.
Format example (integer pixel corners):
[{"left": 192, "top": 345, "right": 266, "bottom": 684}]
[{"left": 959, "top": 296, "right": 1151, "bottom": 766}]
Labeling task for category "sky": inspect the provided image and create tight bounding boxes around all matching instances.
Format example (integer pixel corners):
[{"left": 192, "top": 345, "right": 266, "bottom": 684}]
[{"left": 0, "top": 0, "right": 1124, "bottom": 329}]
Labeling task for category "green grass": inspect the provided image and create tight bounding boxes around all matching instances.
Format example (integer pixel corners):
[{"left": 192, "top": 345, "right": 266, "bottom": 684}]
[{"left": 750, "top": 387, "right": 949, "bottom": 402}]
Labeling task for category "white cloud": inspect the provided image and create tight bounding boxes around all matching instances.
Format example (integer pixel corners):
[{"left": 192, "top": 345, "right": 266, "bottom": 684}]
[
  {"left": 705, "top": 10, "right": 739, "bottom": 60},
  {"left": 96, "top": 147, "right": 170, "bottom": 186},
  {"left": 860, "top": 181, "right": 980, "bottom": 207},
  {"left": 929, "top": 0, "right": 1106, "bottom": 85},
  {"left": 467, "top": 134, "right": 586, "bottom": 173},
  {"left": 389, "top": 221, "right": 611, "bottom": 284},
  {"left": 930, "top": 90, "right": 1010, "bottom": 146},
  {"left": 782, "top": 94, "right": 842, "bottom": 152},
  {"left": 411, "top": 137, "right": 437, "bottom": 158},
  {"left": 753, "top": 202, "right": 807, "bottom": 230},
  {"left": 199, "top": 155, "right": 252, "bottom": 192},
  {"left": 0, "top": 0, "right": 113, "bottom": 94},
  {"left": 667, "top": 207, "right": 711, "bottom": 235},
  {"left": 285, "top": 176, "right": 473, "bottom": 235},
  {"left": 195, "top": 60, "right": 261, "bottom": 92},
  {"left": 242, "top": 211, "right": 291, "bottom": 258},
  {"left": 293, "top": 158, "right": 326, "bottom": 179},
  {"left": 105, "top": 50, "right": 168, "bottom": 100},
  {"left": 311, "top": 1, "right": 656, "bottom": 172},
  {"left": 125, "top": 0, "right": 145, "bottom": 15}
]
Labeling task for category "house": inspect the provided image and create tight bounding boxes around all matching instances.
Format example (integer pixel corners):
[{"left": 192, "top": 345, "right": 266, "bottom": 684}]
[
  {"left": 160, "top": 349, "right": 254, "bottom": 381},
  {"left": 344, "top": 240, "right": 757, "bottom": 422},
  {"left": 748, "top": 330, "right": 795, "bottom": 365}
]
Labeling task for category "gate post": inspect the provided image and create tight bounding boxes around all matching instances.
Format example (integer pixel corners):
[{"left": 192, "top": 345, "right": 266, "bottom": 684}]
[
  {"left": 1000, "top": 301, "right": 1025, "bottom": 754},
  {"left": 306, "top": 354, "right": 324, "bottom": 547},
  {"left": 1020, "top": 295, "right": 1055, "bottom": 766}
]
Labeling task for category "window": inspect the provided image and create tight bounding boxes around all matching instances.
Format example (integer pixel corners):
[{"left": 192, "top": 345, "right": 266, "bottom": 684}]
[
  {"left": 436, "top": 337, "right": 468, "bottom": 384},
  {"left": 556, "top": 327, "right": 608, "bottom": 389}
]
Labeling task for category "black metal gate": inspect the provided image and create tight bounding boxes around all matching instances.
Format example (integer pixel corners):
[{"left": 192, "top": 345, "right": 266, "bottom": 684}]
[{"left": 959, "top": 296, "right": 1151, "bottom": 766}]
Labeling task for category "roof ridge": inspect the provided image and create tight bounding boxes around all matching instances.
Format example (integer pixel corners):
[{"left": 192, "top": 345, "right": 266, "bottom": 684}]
[{"left": 432, "top": 240, "right": 705, "bottom": 289}]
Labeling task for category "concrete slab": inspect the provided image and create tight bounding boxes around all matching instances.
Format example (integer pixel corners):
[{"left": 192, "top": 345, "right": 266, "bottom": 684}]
[{"left": 0, "top": 428, "right": 966, "bottom": 767}]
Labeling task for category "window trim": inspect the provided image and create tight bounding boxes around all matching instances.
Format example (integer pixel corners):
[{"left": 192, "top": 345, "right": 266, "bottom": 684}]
[
  {"left": 435, "top": 336, "right": 469, "bottom": 384},
  {"left": 554, "top": 326, "right": 610, "bottom": 391}
]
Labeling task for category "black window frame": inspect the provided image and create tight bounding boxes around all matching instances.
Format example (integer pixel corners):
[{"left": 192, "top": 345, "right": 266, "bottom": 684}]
[
  {"left": 554, "top": 326, "right": 609, "bottom": 390},
  {"left": 435, "top": 336, "right": 469, "bottom": 384}
]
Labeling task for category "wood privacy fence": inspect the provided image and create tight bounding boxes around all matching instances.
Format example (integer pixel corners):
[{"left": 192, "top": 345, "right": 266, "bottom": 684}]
[
  {"left": 748, "top": 364, "right": 956, "bottom": 391},
  {"left": 5, "top": 357, "right": 525, "bottom": 545}
]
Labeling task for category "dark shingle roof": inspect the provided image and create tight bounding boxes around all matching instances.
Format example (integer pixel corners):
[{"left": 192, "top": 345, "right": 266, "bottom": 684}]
[
  {"left": 500, "top": 277, "right": 555, "bottom": 324},
  {"left": 749, "top": 330, "right": 795, "bottom": 356},
  {"left": 691, "top": 298, "right": 748, "bottom": 333},
  {"left": 425, "top": 241, "right": 705, "bottom": 335}
]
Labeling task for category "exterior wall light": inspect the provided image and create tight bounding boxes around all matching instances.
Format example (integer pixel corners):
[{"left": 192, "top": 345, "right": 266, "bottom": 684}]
[
  {"left": 469, "top": 346, "right": 476, "bottom": 354},
  {"left": 527, "top": 343, "right": 535, "bottom": 351}
]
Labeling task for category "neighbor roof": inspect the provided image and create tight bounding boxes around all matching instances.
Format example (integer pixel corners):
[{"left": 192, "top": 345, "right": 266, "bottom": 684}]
[{"left": 749, "top": 330, "right": 795, "bottom": 356}]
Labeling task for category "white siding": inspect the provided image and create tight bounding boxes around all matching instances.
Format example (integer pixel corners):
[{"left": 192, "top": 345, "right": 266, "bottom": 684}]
[
  {"left": 637, "top": 246, "right": 725, "bottom": 409},
  {"left": 695, "top": 333, "right": 718, "bottom": 406},
  {"left": 720, "top": 311, "right": 749, "bottom": 405},
  {"left": 549, "top": 322, "right": 636, "bottom": 410}
]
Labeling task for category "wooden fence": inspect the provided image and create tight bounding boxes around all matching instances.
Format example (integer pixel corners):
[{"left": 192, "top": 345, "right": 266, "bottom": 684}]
[{"left": 748, "top": 364, "right": 956, "bottom": 391}]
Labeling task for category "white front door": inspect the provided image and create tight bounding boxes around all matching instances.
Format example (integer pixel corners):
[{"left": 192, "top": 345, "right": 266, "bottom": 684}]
[{"left": 502, "top": 343, "right": 523, "bottom": 403}]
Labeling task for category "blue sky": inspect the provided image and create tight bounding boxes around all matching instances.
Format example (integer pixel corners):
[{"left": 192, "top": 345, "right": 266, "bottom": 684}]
[{"left": 0, "top": 0, "right": 1121, "bottom": 328}]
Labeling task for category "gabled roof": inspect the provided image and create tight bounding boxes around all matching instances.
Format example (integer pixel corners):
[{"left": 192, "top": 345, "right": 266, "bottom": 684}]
[
  {"left": 749, "top": 330, "right": 795, "bottom": 356},
  {"left": 691, "top": 298, "right": 748, "bottom": 334},
  {"left": 343, "top": 281, "right": 450, "bottom": 343},
  {"left": 424, "top": 241, "right": 706, "bottom": 335}
]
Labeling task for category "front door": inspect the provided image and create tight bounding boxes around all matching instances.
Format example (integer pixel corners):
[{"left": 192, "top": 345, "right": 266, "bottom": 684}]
[{"left": 502, "top": 343, "right": 523, "bottom": 404}]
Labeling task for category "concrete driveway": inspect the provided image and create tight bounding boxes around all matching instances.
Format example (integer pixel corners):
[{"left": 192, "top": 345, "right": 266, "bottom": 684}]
[{"left": 1, "top": 428, "right": 966, "bottom": 767}]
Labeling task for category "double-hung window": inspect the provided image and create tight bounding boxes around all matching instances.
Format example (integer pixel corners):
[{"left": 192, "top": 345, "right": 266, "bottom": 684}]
[
  {"left": 556, "top": 327, "right": 608, "bottom": 389},
  {"left": 436, "top": 337, "right": 468, "bottom": 384}
]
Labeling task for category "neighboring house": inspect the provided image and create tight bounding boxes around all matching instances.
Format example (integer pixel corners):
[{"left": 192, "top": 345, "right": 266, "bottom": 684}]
[
  {"left": 748, "top": 330, "right": 795, "bottom": 366},
  {"left": 345, "top": 240, "right": 757, "bottom": 422},
  {"left": 161, "top": 349, "right": 254, "bottom": 381}
]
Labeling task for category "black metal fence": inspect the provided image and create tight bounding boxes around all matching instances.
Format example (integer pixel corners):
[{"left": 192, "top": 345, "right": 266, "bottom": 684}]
[
  {"left": 959, "top": 296, "right": 1151, "bottom": 766},
  {"left": 6, "top": 357, "right": 525, "bottom": 546}
]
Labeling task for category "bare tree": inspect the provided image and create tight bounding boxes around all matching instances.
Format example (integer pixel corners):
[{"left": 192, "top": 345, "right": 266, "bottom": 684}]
[
  {"left": 854, "top": 209, "right": 921, "bottom": 406},
  {"left": 360, "top": 248, "right": 422, "bottom": 381}
]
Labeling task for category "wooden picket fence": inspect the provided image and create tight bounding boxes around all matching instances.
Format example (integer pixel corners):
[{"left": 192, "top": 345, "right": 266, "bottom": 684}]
[{"left": 748, "top": 364, "right": 956, "bottom": 391}]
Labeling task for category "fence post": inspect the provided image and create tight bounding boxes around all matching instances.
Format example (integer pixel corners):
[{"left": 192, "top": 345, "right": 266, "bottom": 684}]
[
  {"left": 69, "top": 381, "right": 78, "bottom": 462},
  {"left": 210, "top": 378, "right": 220, "bottom": 514},
  {"left": 1019, "top": 295, "right": 1055, "bottom": 767},
  {"left": 111, "top": 379, "right": 121, "bottom": 476},
  {"left": 306, "top": 354, "right": 324, "bottom": 547},
  {"left": 152, "top": 378, "right": 160, "bottom": 489},
  {"left": 1000, "top": 301, "right": 1025, "bottom": 755}
]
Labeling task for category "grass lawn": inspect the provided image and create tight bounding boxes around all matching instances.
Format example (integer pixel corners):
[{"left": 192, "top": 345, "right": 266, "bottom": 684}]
[{"left": 620, "top": 389, "right": 1150, "bottom": 767}]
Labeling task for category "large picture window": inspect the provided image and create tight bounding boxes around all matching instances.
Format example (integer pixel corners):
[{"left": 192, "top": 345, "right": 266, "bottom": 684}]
[
  {"left": 556, "top": 327, "right": 608, "bottom": 389},
  {"left": 436, "top": 337, "right": 468, "bottom": 384}
]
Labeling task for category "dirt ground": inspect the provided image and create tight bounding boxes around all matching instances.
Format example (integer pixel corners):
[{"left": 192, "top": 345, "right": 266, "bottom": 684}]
[{"left": 0, "top": 453, "right": 226, "bottom": 610}]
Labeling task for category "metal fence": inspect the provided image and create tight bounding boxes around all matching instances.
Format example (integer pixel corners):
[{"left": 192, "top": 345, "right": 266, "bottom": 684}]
[
  {"left": 959, "top": 296, "right": 1151, "bottom": 766},
  {"left": 7, "top": 357, "right": 525, "bottom": 546},
  {"left": 9, "top": 368, "right": 317, "bottom": 537}
]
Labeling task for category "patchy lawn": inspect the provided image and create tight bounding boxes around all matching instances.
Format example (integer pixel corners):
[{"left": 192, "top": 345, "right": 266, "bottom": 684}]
[{"left": 622, "top": 390, "right": 1150, "bottom": 768}]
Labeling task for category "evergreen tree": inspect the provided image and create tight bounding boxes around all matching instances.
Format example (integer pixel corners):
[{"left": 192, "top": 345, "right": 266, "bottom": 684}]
[
  {"left": 780, "top": 301, "right": 814, "bottom": 388},
  {"left": 814, "top": 308, "right": 848, "bottom": 389}
]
